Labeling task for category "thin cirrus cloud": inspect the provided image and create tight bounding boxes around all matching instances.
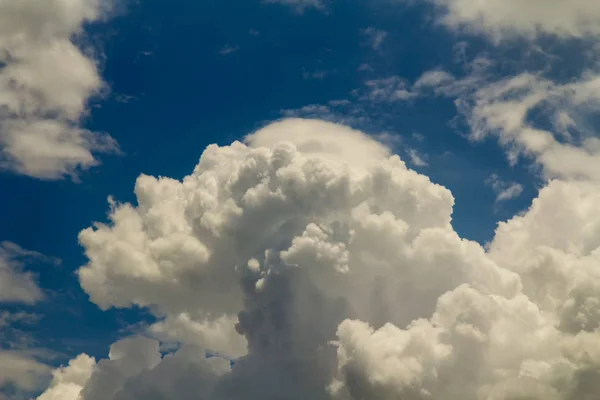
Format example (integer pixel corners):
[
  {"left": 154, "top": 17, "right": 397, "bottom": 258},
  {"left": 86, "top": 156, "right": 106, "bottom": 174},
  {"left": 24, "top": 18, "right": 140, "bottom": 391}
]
[{"left": 0, "top": 0, "right": 117, "bottom": 180}]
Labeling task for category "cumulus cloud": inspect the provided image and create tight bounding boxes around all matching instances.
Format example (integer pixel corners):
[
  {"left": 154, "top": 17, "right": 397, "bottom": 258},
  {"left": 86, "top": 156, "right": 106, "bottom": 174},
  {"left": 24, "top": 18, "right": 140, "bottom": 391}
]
[
  {"left": 0, "top": 0, "right": 117, "bottom": 180},
  {"left": 422, "top": 0, "right": 600, "bottom": 39},
  {"left": 36, "top": 354, "right": 96, "bottom": 400},
  {"left": 36, "top": 118, "right": 600, "bottom": 399}
]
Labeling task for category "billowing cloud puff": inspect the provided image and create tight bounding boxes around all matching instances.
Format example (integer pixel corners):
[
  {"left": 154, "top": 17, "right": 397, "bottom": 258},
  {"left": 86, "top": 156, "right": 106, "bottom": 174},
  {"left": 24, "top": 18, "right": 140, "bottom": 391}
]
[
  {"left": 40, "top": 119, "right": 600, "bottom": 399},
  {"left": 0, "top": 0, "right": 117, "bottom": 179},
  {"left": 424, "top": 0, "right": 600, "bottom": 39},
  {"left": 37, "top": 354, "right": 96, "bottom": 400}
]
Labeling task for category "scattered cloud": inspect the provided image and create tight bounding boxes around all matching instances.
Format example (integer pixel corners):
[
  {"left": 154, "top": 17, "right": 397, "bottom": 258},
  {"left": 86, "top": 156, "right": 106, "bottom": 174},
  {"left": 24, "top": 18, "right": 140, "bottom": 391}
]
[
  {"left": 363, "top": 76, "right": 417, "bottom": 102},
  {"left": 0, "top": 243, "right": 60, "bottom": 398},
  {"left": 263, "top": 0, "right": 326, "bottom": 13},
  {"left": 0, "top": 311, "right": 41, "bottom": 352},
  {"left": 379, "top": 52, "right": 600, "bottom": 185},
  {"left": 421, "top": 0, "right": 600, "bottom": 40},
  {"left": 249, "top": 29, "right": 260, "bottom": 36},
  {"left": 357, "top": 63, "right": 374, "bottom": 72},
  {"left": 0, "top": 350, "right": 53, "bottom": 395},
  {"left": 412, "top": 132, "right": 426, "bottom": 142},
  {"left": 406, "top": 148, "right": 429, "bottom": 167},
  {"left": 280, "top": 101, "right": 369, "bottom": 127},
  {"left": 328, "top": 99, "right": 351, "bottom": 107},
  {"left": 0, "top": 0, "right": 118, "bottom": 180},
  {"left": 219, "top": 45, "right": 239, "bottom": 55},
  {"left": 453, "top": 69, "right": 600, "bottom": 181},
  {"left": 412, "top": 69, "right": 456, "bottom": 92},
  {"left": 302, "top": 69, "right": 331, "bottom": 80},
  {"left": 0, "top": 242, "right": 59, "bottom": 304},
  {"left": 361, "top": 27, "right": 388, "bottom": 51},
  {"left": 282, "top": 104, "right": 332, "bottom": 118},
  {"left": 372, "top": 132, "right": 402, "bottom": 148},
  {"left": 114, "top": 94, "right": 137, "bottom": 104},
  {"left": 486, "top": 173, "right": 524, "bottom": 202}
]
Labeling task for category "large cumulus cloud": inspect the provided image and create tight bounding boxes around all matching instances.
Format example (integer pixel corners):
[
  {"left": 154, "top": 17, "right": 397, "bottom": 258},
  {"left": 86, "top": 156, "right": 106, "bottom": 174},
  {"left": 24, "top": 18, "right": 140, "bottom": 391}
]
[{"left": 38, "top": 119, "right": 600, "bottom": 399}]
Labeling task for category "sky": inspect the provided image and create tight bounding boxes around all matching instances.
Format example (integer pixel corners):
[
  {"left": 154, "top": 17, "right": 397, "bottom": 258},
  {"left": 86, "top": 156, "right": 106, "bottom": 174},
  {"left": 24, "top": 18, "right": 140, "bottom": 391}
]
[{"left": 1, "top": 0, "right": 600, "bottom": 399}]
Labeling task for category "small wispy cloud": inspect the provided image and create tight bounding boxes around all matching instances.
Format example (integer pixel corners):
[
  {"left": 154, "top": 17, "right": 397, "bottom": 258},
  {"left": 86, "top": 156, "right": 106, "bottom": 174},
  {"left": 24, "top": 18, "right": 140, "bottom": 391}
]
[
  {"left": 358, "top": 63, "right": 374, "bottom": 72},
  {"left": 363, "top": 76, "right": 417, "bottom": 102},
  {"left": 0, "top": 242, "right": 61, "bottom": 305},
  {"left": 407, "top": 148, "right": 429, "bottom": 167},
  {"left": 0, "top": 244, "right": 60, "bottom": 397},
  {"left": 361, "top": 27, "right": 388, "bottom": 51},
  {"left": 114, "top": 94, "right": 137, "bottom": 104},
  {"left": 302, "top": 69, "right": 331, "bottom": 80},
  {"left": 263, "top": 0, "right": 326, "bottom": 13},
  {"left": 486, "top": 174, "right": 524, "bottom": 202},
  {"left": 280, "top": 101, "right": 369, "bottom": 127},
  {"left": 412, "top": 132, "right": 426, "bottom": 142},
  {"left": 374, "top": 132, "right": 403, "bottom": 148},
  {"left": 219, "top": 45, "right": 240, "bottom": 55},
  {"left": 328, "top": 99, "right": 352, "bottom": 107}
]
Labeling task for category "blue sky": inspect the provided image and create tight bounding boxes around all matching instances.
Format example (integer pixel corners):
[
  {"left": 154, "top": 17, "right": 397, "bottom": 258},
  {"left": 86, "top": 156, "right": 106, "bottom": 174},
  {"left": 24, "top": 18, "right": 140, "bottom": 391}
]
[{"left": 2, "top": 1, "right": 600, "bottom": 399}]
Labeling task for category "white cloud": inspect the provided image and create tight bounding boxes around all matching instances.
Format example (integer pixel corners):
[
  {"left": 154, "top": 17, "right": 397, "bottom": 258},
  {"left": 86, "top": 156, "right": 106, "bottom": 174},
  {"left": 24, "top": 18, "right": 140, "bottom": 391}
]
[
  {"left": 264, "top": 0, "right": 326, "bottom": 13},
  {"left": 457, "top": 71, "right": 600, "bottom": 182},
  {"left": 148, "top": 314, "right": 247, "bottom": 358},
  {"left": 424, "top": 0, "right": 600, "bottom": 39},
  {"left": 34, "top": 118, "right": 600, "bottom": 399},
  {"left": 280, "top": 104, "right": 370, "bottom": 129},
  {"left": 0, "top": 0, "right": 117, "bottom": 180},
  {"left": 37, "top": 354, "right": 95, "bottom": 400},
  {"left": 0, "top": 350, "right": 53, "bottom": 394},
  {"left": 0, "top": 241, "right": 59, "bottom": 304},
  {"left": 412, "top": 70, "right": 455, "bottom": 92},
  {"left": 245, "top": 118, "right": 391, "bottom": 164},
  {"left": 361, "top": 27, "right": 388, "bottom": 51},
  {"left": 38, "top": 337, "right": 230, "bottom": 400},
  {"left": 219, "top": 45, "right": 239, "bottom": 55},
  {"left": 486, "top": 174, "right": 524, "bottom": 202},
  {"left": 0, "top": 243, "right": 60, "bottom": 398},
  {"left": 405, "top": 56, "right": 600, "bottom": 186},
  {"left": 363, "top": 76, "right": 417, "bottom": 102},
  {"left": 302, "top": 69, "right": 330, "bottom": 80},
  {"left": 406, "top": 148, "right": 428, "bottom": 167}
]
